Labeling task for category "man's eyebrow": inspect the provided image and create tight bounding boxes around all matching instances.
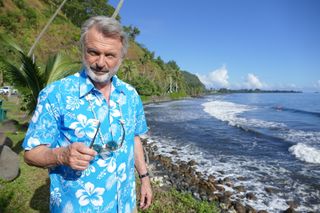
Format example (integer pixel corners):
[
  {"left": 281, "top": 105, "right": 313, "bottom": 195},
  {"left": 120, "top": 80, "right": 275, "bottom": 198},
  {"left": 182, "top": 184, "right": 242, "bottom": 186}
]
[{"left": 86, "top": 47, "right": 99, "bottom": 52}]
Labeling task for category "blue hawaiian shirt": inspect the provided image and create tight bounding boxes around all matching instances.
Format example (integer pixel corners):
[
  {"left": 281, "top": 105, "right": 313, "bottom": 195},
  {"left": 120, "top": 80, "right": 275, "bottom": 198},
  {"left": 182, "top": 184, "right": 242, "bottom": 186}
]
[{"left": 22, "top": 69, "right": 148, "bottom": 213}]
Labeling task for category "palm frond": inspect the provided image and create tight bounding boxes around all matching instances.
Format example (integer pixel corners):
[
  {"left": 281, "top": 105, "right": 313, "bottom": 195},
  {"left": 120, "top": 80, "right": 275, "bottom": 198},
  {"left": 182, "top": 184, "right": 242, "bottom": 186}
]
[
  {"left": 0, "top": 34, "right": 23, "bottom": 53},
  {"left": 0, "top": 53, "right": 40, "bottom": 114},
  {"left": 45, "top": 53, "right": 80, "bottom": 84},
  {"left": 0, "top": 57, "right": 28, "bottom": 91},
  {"left": 19, "top": 52, "right": 44, "bottom": 103}
]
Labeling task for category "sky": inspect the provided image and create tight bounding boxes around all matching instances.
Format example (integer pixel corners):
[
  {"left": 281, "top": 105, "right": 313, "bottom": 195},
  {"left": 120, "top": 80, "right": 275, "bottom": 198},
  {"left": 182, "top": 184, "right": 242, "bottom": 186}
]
[{"left": 109, "top": 0, "right": 320, "bottom": 91}]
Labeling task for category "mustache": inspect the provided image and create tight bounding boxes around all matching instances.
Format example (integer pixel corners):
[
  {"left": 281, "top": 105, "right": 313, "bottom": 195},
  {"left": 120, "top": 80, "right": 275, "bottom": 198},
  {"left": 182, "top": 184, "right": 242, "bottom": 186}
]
[{"left": 90, "top": 64, "right": 109, "bottom": 73}]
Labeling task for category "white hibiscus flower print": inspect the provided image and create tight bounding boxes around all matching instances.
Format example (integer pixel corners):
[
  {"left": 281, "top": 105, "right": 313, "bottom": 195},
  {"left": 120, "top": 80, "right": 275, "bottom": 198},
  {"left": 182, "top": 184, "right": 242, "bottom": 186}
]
[
  {"left": 62, "top": 201, "right": 74, "bottom": 213},
  {"left": 109, "top": 100, "right": 116, "bottom": 109},
  {"left": 50, "top": 187, "right": 62, "bottom": 206},
  {"left": 32, "top": 105, "right": 43, "bottom": 123},
  {"left": 96, "top": 107, "right": 108, "bottom": 122},
  {"left": 107, "top": 158, "right": 117, "bottom": 173},
  {"left": 125, "top": 203, "right": 131, "bottom": 213},
  {"left": 27, "top": 137, "right": 40, "bottom": 148},
  {"left": 125, "top": 84, "right": 134, "bottom": 91},
  {"left": 130, "top": 181, "right": 136, "bottom": 202},
  {"left": 82, "top": 165, "right": 96, "bottom": 177},
  {"left": 118, "top": 93, "right": 126, "bottom": 106},
  {"left": 69, "top": 114, "right": 99, "bottom": 138},
  {"left": 66, "top": 96, "right": 84, "bottom": 111},
  {"left": 117, "top": 163, "right": 127, "bottom": 182},
  {"left": 97, "top": 158, "right": 108, "bottom": 167},
  {"left": 105, "top": 173, "right": 117, "bottom": 190},
  {"left": 75, "top": 182, "right": 105, "bottom": 206},
  {"left": 96, "top": 157, "right": 116, "bottom": 173}
]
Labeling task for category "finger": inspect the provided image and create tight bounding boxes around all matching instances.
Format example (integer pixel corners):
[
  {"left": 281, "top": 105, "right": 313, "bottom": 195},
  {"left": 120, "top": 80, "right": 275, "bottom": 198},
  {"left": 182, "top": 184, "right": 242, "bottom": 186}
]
[
  {"left": 144, "top": 193, "right": 152, "bottom": 209},
  {"left": 75, "top": 154, "right": 95, "bottom": 162},
  {"left": 140, "top": 193, "right": 146, "bottom": 209},
  {"left": 70, "top": 159, "right": 90, "bottom": 170},
  {"left": 73, "top": 165, "right": 88, "bottom": 171},
  {"left": 141, "top": 194, "right": 152, "bottom": 210},
  {"left": 73, "top": 143, "right": 97, "bottom": 156}
]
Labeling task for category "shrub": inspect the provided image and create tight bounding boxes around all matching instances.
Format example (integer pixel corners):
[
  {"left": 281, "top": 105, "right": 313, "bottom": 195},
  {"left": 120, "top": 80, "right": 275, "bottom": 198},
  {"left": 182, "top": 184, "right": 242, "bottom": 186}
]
[
  {"left": 24, "top": 8, "right": 37, "bottom": 27},
  {"left": 12, "top": 0, "right": 26, "bottom": 9}
]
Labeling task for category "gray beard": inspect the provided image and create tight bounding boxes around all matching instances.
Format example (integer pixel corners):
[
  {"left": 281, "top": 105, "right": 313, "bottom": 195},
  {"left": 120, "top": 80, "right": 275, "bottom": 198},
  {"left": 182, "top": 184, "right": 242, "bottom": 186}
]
[{"left": 84, "top": 62, "right": 121, "bottom": 84}]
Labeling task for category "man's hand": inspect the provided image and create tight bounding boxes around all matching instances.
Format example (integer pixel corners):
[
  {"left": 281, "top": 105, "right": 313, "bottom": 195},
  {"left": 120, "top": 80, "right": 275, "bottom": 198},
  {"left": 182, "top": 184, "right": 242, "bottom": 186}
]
[
  {"left": 57, "top": 142, "right": 97, "bottom": 170},
  {"left": 139, "top": 177, "right": 152, "bottom": 210},
  {"left": 24, "top": 143, "right": 97, "bottom": 170}
]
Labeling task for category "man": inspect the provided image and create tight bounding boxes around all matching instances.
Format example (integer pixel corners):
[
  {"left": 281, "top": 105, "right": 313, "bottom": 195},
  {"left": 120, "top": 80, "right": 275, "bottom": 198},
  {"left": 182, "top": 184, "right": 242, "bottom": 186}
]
[{"left": 22, "top": 16, "right": 152, "bottom": 213}]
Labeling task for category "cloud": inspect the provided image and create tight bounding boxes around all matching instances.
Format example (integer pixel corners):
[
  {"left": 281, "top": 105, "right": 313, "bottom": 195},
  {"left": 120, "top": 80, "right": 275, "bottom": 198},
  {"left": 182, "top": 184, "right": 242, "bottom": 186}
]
[
  {"left": 244, "top": 73, "right": 264, "bottom": 89},
  {"left": 314, "top": 80, "right": 320, "bottom": 89},
  {"left": 197, "top": 65, "right": 229, "bottom": 88}
]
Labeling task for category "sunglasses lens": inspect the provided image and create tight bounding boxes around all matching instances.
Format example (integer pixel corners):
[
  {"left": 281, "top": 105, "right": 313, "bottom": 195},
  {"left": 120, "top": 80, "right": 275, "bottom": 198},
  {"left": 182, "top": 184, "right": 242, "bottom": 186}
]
[
  {"left": 107, "top": 141, "right": 118, "bottom": 151},
  {"left": 92, "top": 144, "right": 102, "bottom": 153}
]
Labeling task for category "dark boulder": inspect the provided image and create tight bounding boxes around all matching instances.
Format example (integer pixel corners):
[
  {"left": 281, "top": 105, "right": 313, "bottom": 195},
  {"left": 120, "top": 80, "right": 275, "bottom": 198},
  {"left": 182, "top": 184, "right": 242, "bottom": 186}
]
[
  {"left": 0, "top": 133, "right": 13, "bottom": 148},
  {"left": 234, "top": 185, "right": 246, "bottom": 192},
  {"left": 246, "top": 192, "right": 257, "bottom": 200},
  {"left": 232, "top": 201, "right": 246, "bottom": 213},
  {"left": 0, "top": 145, "right": 19, "bottom": 181},
  {"left": 245, "top": 204, "right": 256, "bottom": 213},
  {"left": 283, "top": 206, "right": 296, "bottom": 213}
]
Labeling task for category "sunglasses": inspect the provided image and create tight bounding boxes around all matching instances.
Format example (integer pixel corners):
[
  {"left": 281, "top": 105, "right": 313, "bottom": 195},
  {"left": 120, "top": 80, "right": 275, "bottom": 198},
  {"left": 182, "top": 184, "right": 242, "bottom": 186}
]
[{"left": 89, "top": 120, "right": 126, "bottom": 153}]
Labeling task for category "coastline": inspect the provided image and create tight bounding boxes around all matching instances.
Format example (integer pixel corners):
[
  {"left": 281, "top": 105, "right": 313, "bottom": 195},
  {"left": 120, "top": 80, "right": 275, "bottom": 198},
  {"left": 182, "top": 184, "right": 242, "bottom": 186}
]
[
  {"left": 142, "top": 137, "right": 298, "bottom": 213},
  {"left": 141, "top": 94, "right": 196, "bottom": 105}
]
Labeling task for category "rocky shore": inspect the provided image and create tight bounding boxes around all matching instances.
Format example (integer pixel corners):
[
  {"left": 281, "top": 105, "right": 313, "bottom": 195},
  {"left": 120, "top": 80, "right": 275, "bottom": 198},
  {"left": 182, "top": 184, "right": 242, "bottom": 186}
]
[{"left": 142, "top": 139, "right": 299, "bottom": 213}]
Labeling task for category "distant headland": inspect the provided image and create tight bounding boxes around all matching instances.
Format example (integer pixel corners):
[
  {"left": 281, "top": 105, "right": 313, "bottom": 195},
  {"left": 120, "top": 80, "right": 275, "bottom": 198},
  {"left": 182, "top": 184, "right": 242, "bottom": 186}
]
[{"left": 207, "top": 88, "right": 302, "bottom": 94}]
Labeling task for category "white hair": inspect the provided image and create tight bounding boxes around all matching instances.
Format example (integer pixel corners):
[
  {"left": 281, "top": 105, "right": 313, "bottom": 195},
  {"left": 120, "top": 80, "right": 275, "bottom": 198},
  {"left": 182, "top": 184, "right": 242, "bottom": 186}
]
[{"left": 80, "top": 16, "right": 128, "bottom": 57}]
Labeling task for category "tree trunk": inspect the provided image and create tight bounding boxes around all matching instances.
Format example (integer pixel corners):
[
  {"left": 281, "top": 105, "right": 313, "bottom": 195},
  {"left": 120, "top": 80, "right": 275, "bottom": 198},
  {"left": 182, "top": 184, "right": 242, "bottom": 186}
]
[
  {"left": 112, "top": 0, "right": 124, "bottom": 18},
  {"left": 27, "top": 0, "right": 67, "bottom": 57}
]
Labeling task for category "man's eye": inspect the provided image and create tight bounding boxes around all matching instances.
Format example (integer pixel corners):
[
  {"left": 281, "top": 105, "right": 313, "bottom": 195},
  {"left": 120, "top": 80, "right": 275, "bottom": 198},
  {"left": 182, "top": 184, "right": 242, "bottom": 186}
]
[
  {"left": 106, "top": 54, "right": 116, "bottom": 59},
  {"left": 88, "top": 50, "right": 99, "bottom": 56}
]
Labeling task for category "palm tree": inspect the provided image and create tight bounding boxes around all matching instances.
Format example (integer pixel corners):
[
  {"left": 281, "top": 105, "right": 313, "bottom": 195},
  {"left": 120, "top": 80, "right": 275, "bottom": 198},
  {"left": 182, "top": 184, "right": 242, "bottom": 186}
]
[
  {"left": 121, "top": 60, "right": 137, "bottom": 81},
  {"left": 0, "top": 0, "right": 125, "bottom": 114},
  {"left": 139, "top": 53, "right": 150, "bottom": 74},
  {"left": 0, "top": 34, "right": 79, "bottom": 114},
  {"left": 28, "top": 0, "right": 68, "bottom": 57}
]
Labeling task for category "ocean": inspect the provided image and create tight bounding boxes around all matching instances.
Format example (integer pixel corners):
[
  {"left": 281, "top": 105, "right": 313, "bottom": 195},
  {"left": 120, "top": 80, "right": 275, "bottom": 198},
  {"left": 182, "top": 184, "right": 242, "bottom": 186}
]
[{"left": 144, "top": 92, "right": 320, "bottom": 212}]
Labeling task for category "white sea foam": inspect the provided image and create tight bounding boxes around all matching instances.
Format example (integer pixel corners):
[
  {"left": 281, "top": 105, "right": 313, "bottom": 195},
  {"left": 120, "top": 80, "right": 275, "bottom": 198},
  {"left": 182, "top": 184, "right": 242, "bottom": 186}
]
[
  {"left": 202, "top": 101, "right": 286, "bottom": 129},
  {"left": 146, "top": 135, "right": 320, "bottom": 212},
  {"left": 289, "top": 143, "right": 320, "bottom": 164},
  {"left": 280, "top": 130, "right": 320, "bottom": 164},
  {"left": 146, "top": 99, "right": 320, "bottom": 212},
  {"left": 282, "top": 129, "right": 320, "bottom": 144}
]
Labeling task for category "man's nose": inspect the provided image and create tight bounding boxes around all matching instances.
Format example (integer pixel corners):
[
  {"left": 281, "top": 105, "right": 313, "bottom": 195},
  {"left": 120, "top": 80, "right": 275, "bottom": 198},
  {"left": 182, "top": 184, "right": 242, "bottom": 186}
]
[{"left": 96, "top": 55, "right": 105, "bottom": 68}]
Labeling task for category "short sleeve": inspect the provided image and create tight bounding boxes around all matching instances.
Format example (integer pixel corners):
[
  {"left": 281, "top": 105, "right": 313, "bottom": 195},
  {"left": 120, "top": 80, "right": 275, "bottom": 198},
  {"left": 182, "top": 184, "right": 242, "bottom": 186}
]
[
  {"left": 22, "top": 90, "right": 60, "bottom": 150},
  {"left": 134, "top": 94, "right": 148, "bottom": 136}
]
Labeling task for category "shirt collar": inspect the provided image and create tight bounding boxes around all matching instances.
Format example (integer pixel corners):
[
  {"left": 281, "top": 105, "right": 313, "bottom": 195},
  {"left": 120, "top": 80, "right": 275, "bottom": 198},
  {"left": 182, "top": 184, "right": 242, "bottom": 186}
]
[{"left": 79, "top": 68, "right": 128, "bottom": 98}]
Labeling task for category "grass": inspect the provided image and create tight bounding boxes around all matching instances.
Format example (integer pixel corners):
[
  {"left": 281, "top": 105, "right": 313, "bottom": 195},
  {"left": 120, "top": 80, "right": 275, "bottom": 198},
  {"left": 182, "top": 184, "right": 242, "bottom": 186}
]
[
  {"left": 0, "top": 95, "right": 29, "bottom": 124},
  {"left": 0, "top": 96, "right": 220, "bottom": 213},
  {"left": 0, "top": 133, "right": 49, "bottom": 212},
  {"left": 1, "top": 96, "right": 49, "bottom": 212},
  {"left": 137, "top": 183, "right": 220, "bottom": 213}
]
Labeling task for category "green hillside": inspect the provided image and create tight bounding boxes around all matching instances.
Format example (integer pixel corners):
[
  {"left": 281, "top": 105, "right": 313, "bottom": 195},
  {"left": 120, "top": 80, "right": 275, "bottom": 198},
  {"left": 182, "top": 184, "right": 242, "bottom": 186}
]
[{"left": 0, "top": 0, "right": 205, "bottom": 99}]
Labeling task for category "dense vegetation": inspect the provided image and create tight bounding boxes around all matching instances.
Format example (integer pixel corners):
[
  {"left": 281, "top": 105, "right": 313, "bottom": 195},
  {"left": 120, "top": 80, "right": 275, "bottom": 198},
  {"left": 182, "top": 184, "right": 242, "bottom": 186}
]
[{"left": 0, "top": 0, "right": 205, "bottom": 111}]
